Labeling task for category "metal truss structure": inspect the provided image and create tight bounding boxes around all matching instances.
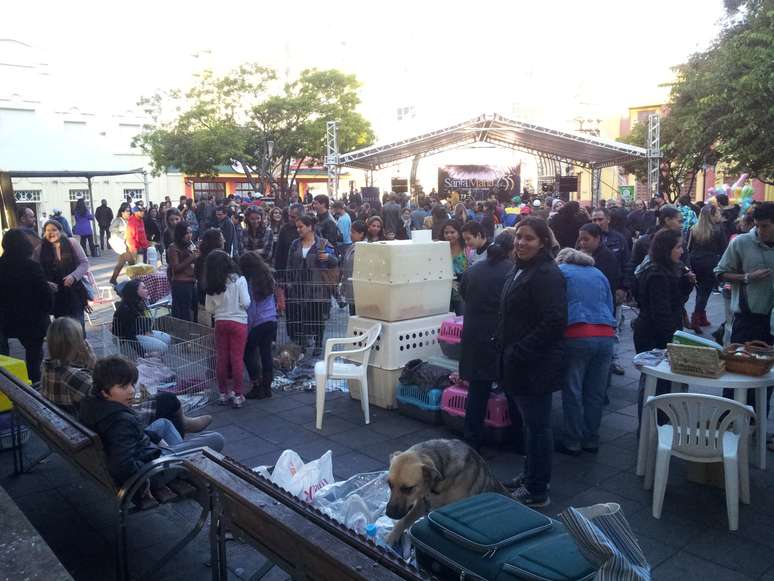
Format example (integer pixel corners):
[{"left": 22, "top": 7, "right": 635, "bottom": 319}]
[
  {"left": 647, "top": 113, "right": 661, "bottom": 197},
  {"left": 325, "top": 121, "right": 340, "bottom": 197},
  {"left": 337, "top": 113, "right": 647, "bottom": 173}
]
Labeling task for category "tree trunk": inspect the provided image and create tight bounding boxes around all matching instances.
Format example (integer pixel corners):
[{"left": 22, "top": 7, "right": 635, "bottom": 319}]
[
  {"left": 239, "top": 161, "right": 260, "bottom": 194},
  {"left": 288, "top": 156, "right": 306, "bottom": 200}
]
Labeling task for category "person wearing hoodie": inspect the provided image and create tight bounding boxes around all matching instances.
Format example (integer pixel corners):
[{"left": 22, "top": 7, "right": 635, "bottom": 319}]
[
  {"left": 79, "top": 356, "right": 224, "bottom": 504},
  {"left": 0, "top": 229, "right": 53, "bottom": 383},
  {"left": 127, "top": 205, "right": 150, "bottom": 264}
]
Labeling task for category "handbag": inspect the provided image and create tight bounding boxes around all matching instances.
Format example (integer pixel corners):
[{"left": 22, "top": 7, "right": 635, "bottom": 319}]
[
  {"left": 559, "top": 503, "right": 650, "bottom": 581},
  {"left": 109, "top": 234, "right": 127, "bottom": 254}
]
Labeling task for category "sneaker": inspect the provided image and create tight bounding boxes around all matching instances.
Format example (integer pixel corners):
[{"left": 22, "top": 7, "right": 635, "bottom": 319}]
[
  {"left": 505, "top": 474, "right": 550, "bottom": 491},
  {"left": 232, "top": 395, "right": 245, "bottom": 408},
  {"left": 218, "top": 393, "right": 233, "bottom": 406},
  {"left": 512, "top": 485, "right": 550, "bottom": 508},
  {"left": 610, "top": 362, "right": 625, "bottom": 376},
  {"left": 555, "top": 441, "right": 582, "bottom": 456}
]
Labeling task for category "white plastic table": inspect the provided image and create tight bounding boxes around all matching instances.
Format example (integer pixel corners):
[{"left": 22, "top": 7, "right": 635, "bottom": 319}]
[{"left": 636, "top": 360, "right": 773, "bottom": 475}]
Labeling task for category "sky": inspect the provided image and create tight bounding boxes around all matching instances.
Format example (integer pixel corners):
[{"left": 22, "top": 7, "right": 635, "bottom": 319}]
[{"left": 3, "top": 0, "right": 728, "bottom": 141}]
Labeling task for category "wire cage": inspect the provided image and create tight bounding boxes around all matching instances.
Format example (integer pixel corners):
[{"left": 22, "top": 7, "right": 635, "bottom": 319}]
[
  {"left": 275, "top": 268, "right": 352, "bottom": 355},
  {"left": 100, "top": 315, "right": 217, "bottom": 411}
]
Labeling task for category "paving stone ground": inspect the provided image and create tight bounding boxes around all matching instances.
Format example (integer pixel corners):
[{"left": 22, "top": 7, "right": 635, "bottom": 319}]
[{"left": 2, "top": 252, "right": 774, "bottom": 580}]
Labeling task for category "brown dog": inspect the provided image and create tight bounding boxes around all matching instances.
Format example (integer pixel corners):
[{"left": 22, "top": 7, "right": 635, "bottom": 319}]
[{"left": 385, "top": 439, "right": 508, "bottom": 545}]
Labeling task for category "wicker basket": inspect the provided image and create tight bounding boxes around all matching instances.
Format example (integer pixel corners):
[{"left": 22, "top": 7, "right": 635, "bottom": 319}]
[
  {"left": 667, "top": 343, "right": 725, "bottom": 378},
  {"left": 721, "top": 341, "right": 774, "bottom": 377}
]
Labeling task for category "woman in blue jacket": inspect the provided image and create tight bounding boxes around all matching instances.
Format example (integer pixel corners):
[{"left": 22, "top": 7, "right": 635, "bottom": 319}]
[{"left": 555, "top": 248, "right": 617, "bottom": 456}]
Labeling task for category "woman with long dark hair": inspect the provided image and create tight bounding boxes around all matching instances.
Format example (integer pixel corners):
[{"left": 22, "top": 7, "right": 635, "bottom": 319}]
[
  {"left": 268, "top": 206, "right": 284, "bottom": 260},
  {"left": 444, "top": 219, "right": 471, "bottom": 315},
  {"left": 113, "top": 279, "right": 172, "bottom": 355},
  {"left": 194, "top": 228, "right": 225, "bottom": 325},
  {"left": 460, "top": 232, "right": 520, "bottom": 452},
  {"left": 73, "top": 198, "right": 96, "bottom": 257},
  {"left": 549, "top": 201, "right": 589, "bottom": 249},
  {"left": 497, "top": 216, "right": 567, "bottom": 507},
  {"left": 205, "top": 250, "right": 250, "bottom": 408},
  {"left": 633, "top": 228, "right": 694, "bottom": 420},
  {"left": 167, "top": 222, "right": 199, "bottom": 321},
  {"left": 285, "top": 215, "right": 339, "bottom": 356},
  {"left": 240, "top": 251, "right": 277, "bottom": 399},
  {"left": 144, "top": 206, "right": 162, "bottom": 263},
  {"left": 161, "top": 208, "right": 182, "bottom": 254},
  {"left": 38, "top": 219, "right": 90, "bottom": 327},
  {"left": 0, "top": 229, "right": 53, "bottom": 383},
  {"left": 365, "top": 215, "right": 385, "bottom": 242},
  {"left": 242, "top": 207, "right": 273, "bottom": 258}
]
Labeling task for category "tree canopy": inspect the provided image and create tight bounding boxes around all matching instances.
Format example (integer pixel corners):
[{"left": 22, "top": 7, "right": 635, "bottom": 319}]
[
  {"left": 621, "top": 0, "right": 773, "bottom": 193},
  {"left": 133, "top": 64, "right": 375, "bottom": 200}
]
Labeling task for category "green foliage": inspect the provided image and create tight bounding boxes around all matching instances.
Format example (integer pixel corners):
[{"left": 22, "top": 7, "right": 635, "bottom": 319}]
[
  {"left": 667, "top": 0, "right": 774, "bottom": 184},
  {"left": 133, "top": 64, "right": 375, "bottom": 198}
]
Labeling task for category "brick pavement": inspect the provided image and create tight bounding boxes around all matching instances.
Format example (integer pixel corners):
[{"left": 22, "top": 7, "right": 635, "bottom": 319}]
[{"left": 1, "top": 252, "right": 774, "bottom": 580}]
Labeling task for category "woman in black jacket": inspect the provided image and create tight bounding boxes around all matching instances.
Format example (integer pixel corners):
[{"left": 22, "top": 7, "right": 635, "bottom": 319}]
[
  {"left": 548, "top": 201, "right": 589, "bottom": 249},
  {"left": 687, "top": 205, "right": 727, "bottom": 329},
  {"left": 633, "top": 228, "right": 693, "bottom": 419},
  {"left": 497, "top": 217, "right": 567, "bottom": 507},
  {"left": 578, "top": 223, "right": 621, "bottom": 294},
  {"left": 460, "top": 232, "right": 522, "bottom": 452},
  {"left": 0, "top": 229, "right": 53, "bottom": 383}
]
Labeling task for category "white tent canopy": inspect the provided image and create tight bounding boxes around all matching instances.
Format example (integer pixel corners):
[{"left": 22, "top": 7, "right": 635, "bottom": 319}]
[{"left": 338, "top": 114, "right": 647, "bottom": 171}]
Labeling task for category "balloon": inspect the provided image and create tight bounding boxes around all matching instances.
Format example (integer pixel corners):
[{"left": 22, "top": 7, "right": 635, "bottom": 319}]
[
  {"left": 742, "top": 185, "right": 754, "bottom": 198},
  {"left": 512, "top": 195, "right": 521, "bottom": 204},
  {"left": 731, "top": 173, "right": 749, "bottom": 190},
  {"left": 732, "top": 187, "right": 742, "bottom": 199}
]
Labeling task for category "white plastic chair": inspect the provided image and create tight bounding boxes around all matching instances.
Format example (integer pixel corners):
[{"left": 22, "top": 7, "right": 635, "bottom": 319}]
[
  {"left": 643, "top": 393, "right": 754, "bottom": 530},
  {"left": 314, "top": 323, "right": 382, "bottom": 430}
]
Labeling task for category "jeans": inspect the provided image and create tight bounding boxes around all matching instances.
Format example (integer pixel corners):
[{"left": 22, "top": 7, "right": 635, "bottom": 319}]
[
  {"left": 215, "top": 320, "right": 248, "bottom": 395},
  {"left": 171, "top": 281, "right": 196, "bottom": 321},
  {"left": 561, "top": 337, "right": 615, "bottom": 449},
  {"left": 98, "top": 225, "right": 109, "bottom": 250},
  {"left": 144, "top": 418, "right": 225, "bottom": 489},
  {"left": 137, "top": 331, "right": 172, "bottom": 355},
  {"left": 244, "top": 321, "right": 277, "bottom": 381},
  {"left": 512, "top": 392, "right": 553, "bottom": 496},
  {"left": 691, "top": 253, "right": 719, "bottom": 314},
  {"left": 79, "top": 234, "right": 96, "bottom": 257}
]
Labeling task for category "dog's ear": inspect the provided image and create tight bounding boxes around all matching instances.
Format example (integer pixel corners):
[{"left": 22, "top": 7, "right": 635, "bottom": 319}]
[
  {"left": 389, "top": 450, "right": 403, "bottom": 464},
  {"left": 421, "top": 458, "right": 441, "bottom": 486}
]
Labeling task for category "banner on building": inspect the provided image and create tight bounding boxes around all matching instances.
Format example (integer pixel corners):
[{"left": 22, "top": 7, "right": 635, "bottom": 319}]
[
  {"left": 619, "top": 185, "right": 635, "bottom": 201},
  {"left": 438, "top": 164, "right": 521, "bottom": 201}
]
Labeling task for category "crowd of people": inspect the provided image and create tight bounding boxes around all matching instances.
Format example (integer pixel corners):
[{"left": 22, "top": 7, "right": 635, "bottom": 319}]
[{"left": 1, "top": 184, "right": 772, "bottom": 509}]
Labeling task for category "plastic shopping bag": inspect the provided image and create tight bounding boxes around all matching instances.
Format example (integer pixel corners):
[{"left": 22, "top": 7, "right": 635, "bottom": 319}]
[
  {"left": 559, "top": 503, "right": 650, "bottom": 581},
  {"left": 263, "top": 449, "right": 335, "bottom": 503}
]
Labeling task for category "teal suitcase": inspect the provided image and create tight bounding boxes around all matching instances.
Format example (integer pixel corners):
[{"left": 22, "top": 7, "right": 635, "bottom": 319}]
[{"left": 409, "top": 493, "right": 596, "bottom": 581}]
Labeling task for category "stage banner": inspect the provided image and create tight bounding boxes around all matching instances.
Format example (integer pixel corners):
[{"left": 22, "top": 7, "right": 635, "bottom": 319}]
[{"left": 438, "top": 164, "right": 521, "bottom": 201}]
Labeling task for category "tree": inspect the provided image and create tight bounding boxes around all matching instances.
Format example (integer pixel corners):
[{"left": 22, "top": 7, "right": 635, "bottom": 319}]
[
  {"left": 133, "top": 65, "right": 375, "bottom": 202},
  {"left": 666, "top": 0, "right": 774, "bottom": 184},
  {"left": 619, "top": 114, "right": 708, "bottom": 203}
]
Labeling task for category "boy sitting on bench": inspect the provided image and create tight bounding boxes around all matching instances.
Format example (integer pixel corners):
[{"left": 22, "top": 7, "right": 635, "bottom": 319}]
[{"left": 80, "top": 355, "right": 225, "bottom": 505}]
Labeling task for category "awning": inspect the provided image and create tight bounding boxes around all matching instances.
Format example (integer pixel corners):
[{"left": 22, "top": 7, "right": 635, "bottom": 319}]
[{"left": 338, "top": 114, "right": 647, "bottom": 171}]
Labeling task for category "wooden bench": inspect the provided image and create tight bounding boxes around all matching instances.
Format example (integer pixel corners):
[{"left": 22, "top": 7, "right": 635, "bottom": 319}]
[
  {"left": 184, "top": 449, "right": 427, "bottom": 581},
  {"left": 0, "top": 368, "right": 210, "bottom": 581}
]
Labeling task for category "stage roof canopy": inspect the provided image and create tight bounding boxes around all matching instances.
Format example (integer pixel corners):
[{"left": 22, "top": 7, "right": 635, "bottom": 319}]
[{"left": 338, "top": 114, "right": 648, "bottom": 171}]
